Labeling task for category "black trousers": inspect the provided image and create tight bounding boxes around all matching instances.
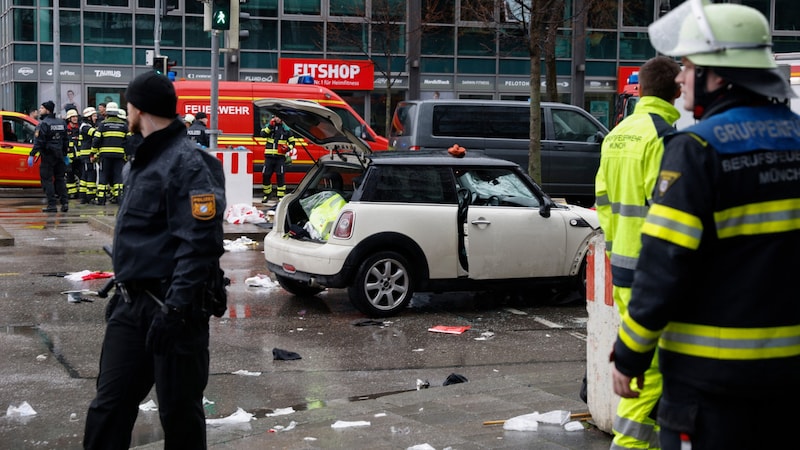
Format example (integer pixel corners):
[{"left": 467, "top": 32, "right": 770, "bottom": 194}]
[
  {"left": 659, "top": 378, "right": 800, "bottom": 450},
  {"left": 262, "top": 154, "right": 286, "bottom": 189},
  {"left": 39, "top": 152, "right": 68, "bottom": 207},
  {"left": 84, "top": 291, "right": 210, "bottom": 450}
]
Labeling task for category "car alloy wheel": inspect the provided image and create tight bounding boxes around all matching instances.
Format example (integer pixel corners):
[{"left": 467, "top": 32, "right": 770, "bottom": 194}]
[{"left": 349, "top": 251, "right": 414, "bottom": 318}]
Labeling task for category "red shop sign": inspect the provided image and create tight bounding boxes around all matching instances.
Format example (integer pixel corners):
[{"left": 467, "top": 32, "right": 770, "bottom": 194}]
[{"left": 278, "top": 58, "right": 374, "bottom": 90}]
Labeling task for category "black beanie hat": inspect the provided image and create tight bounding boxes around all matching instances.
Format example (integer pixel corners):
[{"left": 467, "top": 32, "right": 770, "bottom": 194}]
[
  {"left": 125, "top": 72, "right": 177, "bottom": 119},
  {"left": 41, "top": 101, "right": 55, "bottom": 113}
]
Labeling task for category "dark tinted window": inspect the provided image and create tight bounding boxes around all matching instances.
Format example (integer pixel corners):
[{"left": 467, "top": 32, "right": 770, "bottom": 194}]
[
  {"left": 368, "top": 166, "right": 456, "bottom": 204},
  {"left": 431, "top": 105, "right": 530, "bottom": 140}
]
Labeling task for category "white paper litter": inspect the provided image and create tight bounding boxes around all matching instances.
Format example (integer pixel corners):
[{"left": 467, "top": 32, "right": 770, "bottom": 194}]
[
  {"left": 224, "top": 236, "right": 259, "bottom": 252},
  {"left": 270, "top": 420, "right": 297, "bottom": 432},
  {"left": 6, "top": 401, "right": 37, "bottom": 417},
  {"left": 502, "top": 410, "right": 573, "bottom": 431},
  {"left": 502, "top": 412, "right": 539, "bottom": 431},
  {"left": 474, "top": 331, "right": 495, "bottom": 341},
  {"left": 231, "top": 369, "right": 262, "bottom": 376},
  {"left": 138, "top": 400, "right": 158, "bottom": 411},
  {"left": 303, "top": 437, "right": 318, "bottom": 441},
  {"left": 533, "top": 410, "right": 571, "bottom": 425},
  {"left": 408, "top": 444, "right": 436, "bottom": 450},
  {"left": 564, "top": 421, "right": 585, "bottom": 431},
  {"left": 224, "top": 204, "right": 267, "bottom": 224},
  {"left": 203, "top": 397, "right": 215, "bottom": 405},
  {"left": 65, "top": 270, "right": 93, "bottom": 281},
  {"left": 206, "top": 407, "right": 254, "bottom": 425},
  {"left": 245, "top": 274, "right": 278, "bottom": 288},
  {"left": 331, "top": 420, "right": 371, "bottom": 429},
  {"left": 265, "top": 407, "right": 295, "bottom": 417},
  {"left": 374, "top": 412, "right": 387, "bottom": 418}
]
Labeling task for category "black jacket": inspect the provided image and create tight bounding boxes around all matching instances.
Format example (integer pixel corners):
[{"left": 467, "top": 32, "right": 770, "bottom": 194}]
[
  {"left": 112, "top": 119, "right": 225, "bottom": 311},
  {"left": 31, "top": 113, "right": 68, "bottom": 158}
]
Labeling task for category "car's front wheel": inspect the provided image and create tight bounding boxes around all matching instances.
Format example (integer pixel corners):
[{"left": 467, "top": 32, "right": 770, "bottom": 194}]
[
  {"left": 275, "top": 275, "right": 325, "bottom": 297},
  {"left": 348, "top": 251, "right": 414, "bottom": 317}
]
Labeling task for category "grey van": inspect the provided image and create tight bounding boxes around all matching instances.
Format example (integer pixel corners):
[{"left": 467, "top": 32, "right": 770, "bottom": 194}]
[{"left": 389, "top": 99, "right": 608, "bottom": 206}]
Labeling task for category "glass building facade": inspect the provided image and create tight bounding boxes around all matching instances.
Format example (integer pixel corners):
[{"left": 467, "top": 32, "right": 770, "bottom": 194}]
[{"left": 1, "top": 0, "right": 799, "bottom": 133}]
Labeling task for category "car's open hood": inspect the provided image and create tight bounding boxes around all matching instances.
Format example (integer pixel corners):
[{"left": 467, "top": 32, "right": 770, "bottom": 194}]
[{"left": 253, "top": 98, "right": 372, "bottom": 157}]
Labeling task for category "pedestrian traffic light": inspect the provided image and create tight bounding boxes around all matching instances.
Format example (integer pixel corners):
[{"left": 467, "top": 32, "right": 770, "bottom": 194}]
[
  {"left": 152, "top": 56, "right": 169, "bottom": 74},
  {"left": 212, "top": 0, "right": 231, "bottom": 31}
]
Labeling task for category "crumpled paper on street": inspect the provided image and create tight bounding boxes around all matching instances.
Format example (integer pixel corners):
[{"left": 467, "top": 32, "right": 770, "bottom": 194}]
[
  {"left": 331, "top": 420, "right": 371, "bottom": 429},
  {"left": 206, "top": 407, "right": 254, "bottom": 425},
  {"left": 407, "top": 444, "right": 436, "bottom": 450},
  {"left": 224, "top": 236, "right": 258, "bottom": 252},
  {"left": 224, "top": 204, "right": 266, "bottom": 224},
  {"left": 245, "top": 274, "right": 279, "bottom": 288},
  {"left": 6, "top": 401, "right": 37, "bottom": 417},
  {"left": 502, "top": 410, "right": 572, "bottom": 431},
  {"left": 139, "top": 400, "right": 158, "bottom": 411},
  {"left": 265, "top": 407, "right": 295, "bottom": 417}
]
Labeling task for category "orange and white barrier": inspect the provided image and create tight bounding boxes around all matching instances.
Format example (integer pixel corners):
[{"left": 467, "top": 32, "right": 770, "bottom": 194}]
[
  {"left": 585, "top": 234, "right": 619, "bottom": 434},
  {"left": 214, "top": 147, "right": 254, "bottom": 206}
]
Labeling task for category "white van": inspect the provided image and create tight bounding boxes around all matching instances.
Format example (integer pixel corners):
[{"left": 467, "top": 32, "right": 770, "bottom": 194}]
[{"left": 389, "top": 99, "right": 608, "bottom": 206}]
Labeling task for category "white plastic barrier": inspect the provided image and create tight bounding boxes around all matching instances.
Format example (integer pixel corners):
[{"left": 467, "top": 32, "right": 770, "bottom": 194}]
[
  {"left": 213, "top": 147, "right": 253, "bottom": 207},
  {"left": 585, "top": 234, "right": 619, "bottom": 434}
]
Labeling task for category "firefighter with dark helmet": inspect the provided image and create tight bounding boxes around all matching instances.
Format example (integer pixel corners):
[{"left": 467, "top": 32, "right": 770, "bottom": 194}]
[{"left": 611, "top": 1, "right": 800, "bottom": 449}]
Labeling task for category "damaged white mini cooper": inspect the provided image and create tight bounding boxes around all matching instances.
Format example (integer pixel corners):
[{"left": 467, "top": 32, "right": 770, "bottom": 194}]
[{"left": 259, "top": 99, "right": 601, "bottom": 317}]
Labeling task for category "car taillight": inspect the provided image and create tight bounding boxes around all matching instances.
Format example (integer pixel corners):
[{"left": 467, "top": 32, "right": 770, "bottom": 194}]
[
  {"left": 333, "top": 211, "right": 354, "bottom": 239},
  {"left": 282, "top": 263, "right": 296, "bottom": 273},
  {"left": 410, "top": 145, "right": 420, "bottom": 151}
]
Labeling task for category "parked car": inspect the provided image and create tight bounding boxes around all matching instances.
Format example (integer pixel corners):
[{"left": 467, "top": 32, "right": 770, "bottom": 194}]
[
  {"left": 0, "top": 111, "right": 39, "bottom": 187},
  {"left": 259, "top": 98, "right": 602, "bottom": 317},
  {"left": 389, "top": 99, "right": 609, "bottom": 207}
]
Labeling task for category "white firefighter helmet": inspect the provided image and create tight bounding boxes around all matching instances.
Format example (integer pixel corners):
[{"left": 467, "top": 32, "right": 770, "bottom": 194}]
[{"left": 82, "top": 107, "right": 97, "bottom": 118}]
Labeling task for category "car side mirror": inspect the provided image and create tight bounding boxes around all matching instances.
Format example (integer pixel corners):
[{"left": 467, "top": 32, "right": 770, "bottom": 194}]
[
  {"left": 591, "top": 130, "right": 605, "bottom": 144},
  {"left": 539, "top": 197, "right": 552, "bottom": 218}
]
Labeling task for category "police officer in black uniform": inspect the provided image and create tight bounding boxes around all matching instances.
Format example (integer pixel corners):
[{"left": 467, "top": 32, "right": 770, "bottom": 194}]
[
  {"left": 28, "top": 100, "right": 69, "bottom": 213},
  {"left": 186, "top": 111, "right": 210, "bottom": 148},
  {"left": 84, "top": 71, "right": 226, "bottom": 450}
]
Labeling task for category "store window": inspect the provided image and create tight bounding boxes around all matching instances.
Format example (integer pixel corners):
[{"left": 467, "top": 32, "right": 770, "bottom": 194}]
[
  {"left": 421, "top": 26, "right": 454, "bottom": 55},
  {"left": 774, "top": 0, "right": 800, "bottom": 31},
  {"left": 280, "top": 21, "right": 321, "bottom": 51},
  {"left": 247, "top": 0, "right": 279, "bottom": 17},
  {"left": 328, "top": 22, "right": 367, "bottom": 52},
  {"left": 185, "top": 16, "right": 210, "bottom": 48},
  {"left": 241, "top": 52, "right": 278, "bottom": 70},
  {"left": 87, "top": 0, "right": 127, "bottom": 6},
  {"left": 372, "top": 0, "right": 404, "bottom": 22},
  {"left": 285, "top": 0, "right": 320, "bottom": 15},
  {"left": 619, "top": 32, "right": 654, "bottom": 61},
  {"left": 60, "top": 11, "right": 81, "bottom": 43},
  {"left": 458, "top": 28, "right": 495, "bottom": 57},
  {"left": 457, "top": 58, "right": 495, "bottom": 75},
  {"left": 84, "top": 45, "right": 132, "bottom": 65},
  {"left": 42, "top": 45, "right": 82, "bottom": 63},
  {"left": 330, "top": 0, "right": 364, "bottom": 16},
  {"left": 160, "top": 14, "right": 183, "bottom": 47},
  {"left": 13, "top": 9, "right": 36, "bottom": 41},
  {"left": 372, "top": 24, "right": 405, "bottom": 55},
  {"left": 421, "top": 57, "right": 454, "bottom": 73},
  {"left": 85, "top": 12, "right": 133, "bottom": 46},
  {"left": 588, "top": 0, "right": 617, "bottom": 29},
  {"left": 423, "top": 0, "right": 453, "bottom": 23},
  {"left": 14, "top": 44, "right": 38, "bottom": 62},
  {"left": 243, "top": 19, "right": 277, "bottom": 50},
  {"left": 499, "top": 59, "right": 528, "bottom": 75},
  {"left": 586, "top": 31, "right": 617, "bottom": 60}
]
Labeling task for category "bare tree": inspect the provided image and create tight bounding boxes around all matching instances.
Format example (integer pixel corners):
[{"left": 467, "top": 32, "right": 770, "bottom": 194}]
[
  {"left": 462, "top": 0, "right": 567, "bottom": 184},
  {"left": 323, "top": 0, "right": 447, "bottom": 138}
]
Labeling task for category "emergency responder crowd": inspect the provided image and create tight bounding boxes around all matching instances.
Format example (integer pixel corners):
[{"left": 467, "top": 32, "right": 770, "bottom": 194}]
[{"left": 28, "top": 99, "right": 211, "bottom": 212}]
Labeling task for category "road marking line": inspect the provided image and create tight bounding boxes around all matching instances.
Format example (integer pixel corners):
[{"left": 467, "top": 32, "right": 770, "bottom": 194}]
[{"left": 533, "top": 316, "right": 564, "bottom": 329}]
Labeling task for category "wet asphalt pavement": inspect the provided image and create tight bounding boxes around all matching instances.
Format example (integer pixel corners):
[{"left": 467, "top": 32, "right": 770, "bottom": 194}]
[{"left": 0, "top": 189, "right": 613, "bottom": 449}]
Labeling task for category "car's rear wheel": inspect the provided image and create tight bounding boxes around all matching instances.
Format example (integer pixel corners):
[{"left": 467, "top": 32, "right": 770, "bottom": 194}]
[
  {"left": 275, "top": 275, "right": 325, "bottom": 297},
  {"left": 348, "top": 251, "right": 414, "bottom": 317}
]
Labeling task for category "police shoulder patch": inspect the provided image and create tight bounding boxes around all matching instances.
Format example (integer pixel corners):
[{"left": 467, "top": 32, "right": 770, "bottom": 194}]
[
  {"left": 191, "top": 194, "right": 216, "bottom": 220},
  {"left": 657, "top": 170, "right": 680, "bottom": 197}
]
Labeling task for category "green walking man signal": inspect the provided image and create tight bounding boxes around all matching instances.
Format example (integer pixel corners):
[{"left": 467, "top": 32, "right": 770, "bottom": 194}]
[{"left": 212, "top": 0, "right": 230, "bottom": 30}]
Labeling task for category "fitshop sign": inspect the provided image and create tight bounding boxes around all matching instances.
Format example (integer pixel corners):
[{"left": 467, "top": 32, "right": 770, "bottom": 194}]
[{"left": 278, "top": 58, "right": 374, "bottom": 90}]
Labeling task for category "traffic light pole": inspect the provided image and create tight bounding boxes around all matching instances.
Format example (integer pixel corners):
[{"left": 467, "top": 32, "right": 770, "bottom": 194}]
[{"left": 210, "top": 29, "right": 220, "bottom": 150}]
